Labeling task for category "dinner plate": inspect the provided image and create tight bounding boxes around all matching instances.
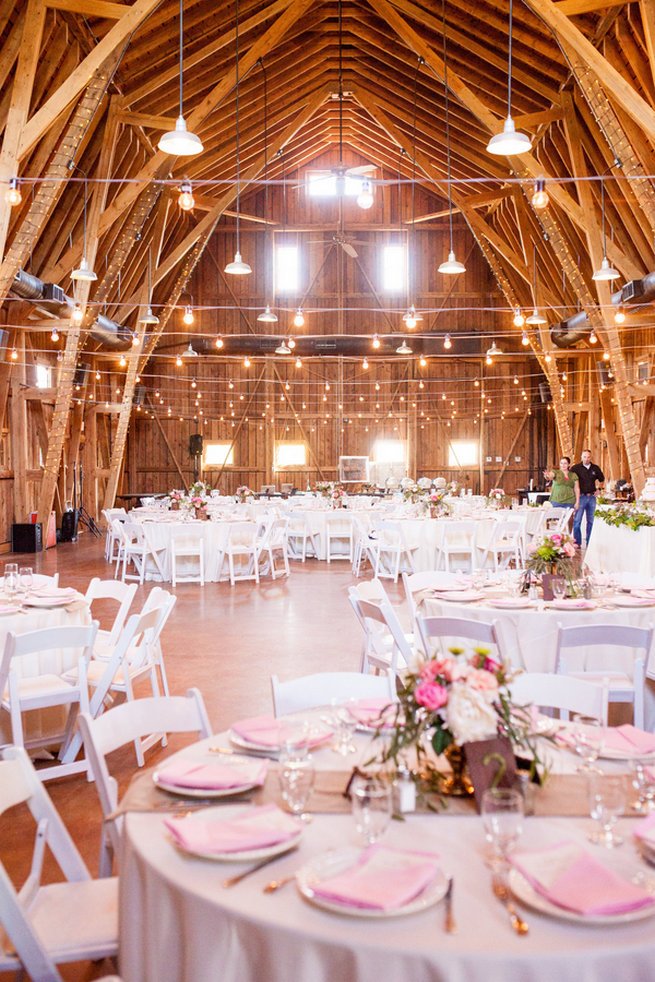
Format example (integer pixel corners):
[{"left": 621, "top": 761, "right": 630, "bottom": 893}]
[
  {"left": 0, "top": 604, "right": 21, "bottom": 615},
  {"left": 296, "top": 847, "right": 448, "bottom": 918},
  {"left": 23, "top": 595, "right": 78, "bottom": 608},
  {"left": 228, "top": 725, "right": 333, "bottom": 756},
  {"left": 549, "top": 600, "right": 596, "bottom": 611},
  {"left": 433, "top": 590, "right": 485, "bottom": 604},
  {"left": 610, "top": 596, "right": 655, "bottom": 608},
  {"left": 487, "top": 598, "right": 534, "bottom": 609},
  {"left": 508, "top": 868, "right": 655, "bottom": 925},
  {"left": 167, "top": 806, "right": 303, "bottom": 862},
  {"left": 153, "top": 755, "right": 264, "bottom": 798}
]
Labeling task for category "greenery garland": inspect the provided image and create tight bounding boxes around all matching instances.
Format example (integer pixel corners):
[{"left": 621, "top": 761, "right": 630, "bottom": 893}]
[{"left": 595, "top": 505, "right": 655, "bottom": 531}]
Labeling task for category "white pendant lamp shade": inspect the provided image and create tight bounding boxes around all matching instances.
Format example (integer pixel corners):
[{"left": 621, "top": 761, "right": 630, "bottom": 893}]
[
  {"left": 396, "top": 340, "right": 412, "bottom": 354},
  {"left": 139, "top": 306, "right": 159, "bottom": 325},
  {"left": 225, "top": 251, "right": 252, "bottom": 275},
  {"left": 71, "top": 257, "right": 97, "bottom": 282},
  {"left": 182, "top": 342, "right": 198, "bottom": 358},
  {"left": 486, "top": 341, "right": 503, "bottom": 357},
  {"left": 486, "top": 116, "right": 531, "bottom": 156},
  {"left": 438, "top": 250, "right": 466, "bottom": 274},
  {"left": 257, "top": 305, "right": 278, "bottom": 323},
  {"left": 275, "top": 340, "right": 291, "bottom": 355},
  {"left": 592, "top": 257, "right": 620, "bottom": 281},
  {"left": 158, "top": 116, "right": 203, "bottom": 156},
  {"left": 526, "top": 307, "right": 547, "bottom": 325}
]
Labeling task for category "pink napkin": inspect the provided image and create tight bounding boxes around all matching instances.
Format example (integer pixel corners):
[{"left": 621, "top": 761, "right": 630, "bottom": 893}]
[
  {"left": 488, "top": 597, "right": 531, "bottom": 609},
  {"left": 29, "top": 586, "right": 77, "bottom": 599},
  {"left": 164, "top": 803, "right": 300, "bottom": 854},
  {"left": 510, "top": 841, "right": 655, "bottom": 915},
  {"left": 613, "top": 596, "right": 655, "bottom": 607},
  {"left": 311, "top": 845, "right": 441, "bottom": 910},
  {"left": 347, "top": 698, "right": 396, "bottom": 729},
  {"left": 231, "top": 714, "right": 331, "bottom": 749},
  {"left": 155, "top": 757, "right": 268, "bottom": 790},
  {"left": 634, "top": 814, "right": 655, "bottom": 845},
  {"left": 602, "top": 725, "right": 655, "bottom": 755},
  {"left": 550, "top": 598, "right": 596, "bottom": 609},
  {"left": 434, "top": 590, "right": 483, "bottom": 603},
  {"left": 0, "top": 603, "right": 19, "bottom": 614},
  {"left": 631, "top": 589, "right": 655, "bottom": 600}
]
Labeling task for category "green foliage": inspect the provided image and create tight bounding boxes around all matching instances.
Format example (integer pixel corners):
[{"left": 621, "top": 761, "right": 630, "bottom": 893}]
[{"left": 595, "top": 505, "right": 655, "bottom": 531}]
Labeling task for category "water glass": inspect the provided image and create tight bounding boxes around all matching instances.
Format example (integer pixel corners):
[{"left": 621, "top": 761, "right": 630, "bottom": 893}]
[
  {"left": 351, "top": 773, "right": 393, "bottom": 846},
  {"left": 571, "top": 714, "right": 604, "bottom": 772},
  {"left": 551, "top": 577, "right": 567, "bottom": 601},
  {"left": 588, "top": 773, "right": 625, "bottom": 847},
  {"left": 629, "top": 757, "right": 655, "bottom": 813},
  {"left": 330, "top": 699, "right": 358, "bottom": 756},
  {"left": 3, "top": 564, "right": 18, "bottom": 598},
  {"left": 19, "top": 567, "right": 33, "bottom": 595},
  {"left": 481, "top": 787, "right": 524, "bottom": 869},
  {"left": 278, "top": 746, "right": 315, "bottom": 822}
]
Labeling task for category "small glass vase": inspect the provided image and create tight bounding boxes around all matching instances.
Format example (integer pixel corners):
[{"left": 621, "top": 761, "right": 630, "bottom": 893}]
[{"left": 441, "top": 744, "right": 474, "bottom": 797}]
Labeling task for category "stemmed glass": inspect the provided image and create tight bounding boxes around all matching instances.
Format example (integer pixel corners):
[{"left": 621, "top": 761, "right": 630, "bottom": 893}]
[
  {"left": 629, "top": 757, "right": 655, "bottom": 813},
  {"left": 571, "top": 714, "right": 604, "bottom": 773},
  {"left": 19, "top": 567, "right": 33, "bottom": 596},
  {"left": 588, "top": 773, "right": 625, "bottom": 847},
  {"left": 481, "top": 788, "right": 524, "bottom": 869},
  {"left": 278, "top": 745, "right": 315, "bottom": 823},
  {"left": 330, "top": 699, "right": 358, "bottom": 756},
  {"left": 351, "top": 773, "right": 393, "bottom": 846},
  {"left": 551, "top": 577, "right": 567, "bottom": 601},
  {"left": 3, "top": 564, "right": 18, "bottom": 599}
]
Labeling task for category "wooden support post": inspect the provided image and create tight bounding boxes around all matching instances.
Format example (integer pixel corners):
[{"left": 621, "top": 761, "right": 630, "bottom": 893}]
[{"left": 8, "top": 333, "right": 27, "bottom": 521}]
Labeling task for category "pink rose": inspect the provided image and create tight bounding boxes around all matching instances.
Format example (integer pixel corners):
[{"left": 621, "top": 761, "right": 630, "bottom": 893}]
[
  {"left": 414, "top": 682, "right": 448, "bottom": 711},
  {"left": 419, "top": 660, "right": 440, "bottom": 682},
  {"left": 484, "top": 656, "right": 501, "bottom": 673},
  {"left": 467, "top": 668, "right": 499, "bottom": 693},
  {"left": 563, "top": 543, "right": 576, "bottom": 557},
  {"left": 551, "top": 534, "right": 562, "bottom": 544}
]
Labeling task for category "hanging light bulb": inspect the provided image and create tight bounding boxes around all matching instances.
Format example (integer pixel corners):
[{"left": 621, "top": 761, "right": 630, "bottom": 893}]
[
  {"left": 10, "top": 347, "right": 18, "bottom": 361},
  {"left": 293, "top": 309, "right": 305, "bottom": 328},
  {"left": 178, "top": 180, "right": 195, "bottom": 211},
  {"left": 521, "top": 330, "right": 529, "bottom": 345},
  {"left": 419, "top": 355, "right": 427, "bottom": 367},
  {"left": 215, "top": 335, "right": 224, "bottom": 349},
  {"left": 513, "top": 375, "right": 519, "bottom": 384},
  {"left": 356, "top": 178, "right": 374, "bottom": 210},
  {"left": 531, "top": 178, "right": 549, "bottom": 210},
  {"left": 474, "top": 378, "right": 480, "bottom": 387},
  {"left": 362, "top": 357, "right": 369, "bottom": 370},
  {"left": 443, "top": 334, "right": 452, "bottom": 350},
  {"left": 485, "top": 353, "right": 493, "bottom": 366},
  {"left": 593, "top": 179, "right": 620, "bottom": 281},
  {"left": 5, "top": 177, "right": 21, "bottom": 206},
  {"left": 375, "top": 380, "right": 380, "bottom": 390},
  {"left": 95, "top": 370, "right": 101, "bottom": 381},
  {"left": 244, "top": 355, "right": 251, "bottom": 368},
  {"left": 562, "top": 371, "right": 567, "bottom": 381},
  {"left": 228, "top": 379, "right": 234, "bottom": 389},
  {"left": 191, "top": 378, "right": 197, "bottom": 389},
  {"left": 295, "top": 356, "right": 302, "bottom": 368},
  {"left": 614, "top": 307, "right": 626, "bottom": 324},
  {"left": 544, "top": 352, "right": 552, "bottom": 363},
  {"left": 119, "top": 354, "right": 127, "bottom": 368},
  {"left": 486, "top": 0, "right": 531, "bottom": 155},
  {"left": 372, "top": 334, "right": 380, "bottom": 349},
  {"left": 132, "top": 332, "right": 140, "bottom": 347},
  {"left": 71, "top": 175, "right": 97, "bottom": 281},
  {"left": 176, "top": 355, "right": 183, "bottom": 367},
  {"left": 51, "top": 326, "right": 59, "bottom": 342},
  {"left": 603, "top": 350, "right": 610, "bottom": 361},
  {"left": 71, "top": 303, "right": 84, "bottom": 324},
  {"left": 182, "top": 305, "right": 194, "bottom": 326},
  {"left": 257, "top": 305, "right": 278, "bottom": 323},
  {"left": 403, "top": 307, "right": 418, "bottom": 329},
  {"left": 589, "top": 330, "right": 597, "bottom": 344},
  {"left": 287, "top": 337, "right": 296, "bottom": 349},
  {"left": 513, "top": 308, "right": 525, "bottom": 327}
]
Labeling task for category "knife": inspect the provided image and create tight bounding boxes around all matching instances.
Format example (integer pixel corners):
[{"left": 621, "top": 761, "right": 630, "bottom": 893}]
[
  {"left": 444, "top": 876, "right": 456, "bottom": 933},
  {"left": 223, "top": 848, "right": 298, "bottom": 888}
]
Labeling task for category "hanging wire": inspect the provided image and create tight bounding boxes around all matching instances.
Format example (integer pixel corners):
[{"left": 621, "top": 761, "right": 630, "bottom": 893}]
[
  {"left": 338, "top": 0, "right": 343, "bottom": 168},
  {"left": 177, "top": 0, "right": 184, "bottom": 117},
  {"left": 235, "top": 0, "right": 242, "bottom": 255},
  {"left": 507, "top": 0, "right": 514, "bottom": 118},
  {"left": 410, "top": 57, "right": 423, "bottom": 299},
  {"left": 260, "top": 58, "right": 270, "bottom": 296},
  {"left": 441, "top": 0, "right": 455, "bottom": 254}
]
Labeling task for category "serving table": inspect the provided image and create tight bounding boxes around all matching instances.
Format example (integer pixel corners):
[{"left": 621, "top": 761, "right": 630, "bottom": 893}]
[{"left": 584, "top": 521, "right": 655, "bottom": 579}]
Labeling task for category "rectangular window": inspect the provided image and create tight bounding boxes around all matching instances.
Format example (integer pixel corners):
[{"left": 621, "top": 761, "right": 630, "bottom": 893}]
[
  {"left": 373, "top": 439, "right": 405, "bottom": 464},
  {"left": 381, "top": 244, "right": 406, "bottom": 292},
  {"left": 275, "top": 442, "right": 306, "bottom": 468},
  {"left": 448, "top": 440, "right": 478, "bottom": 468},
  {"left": 275, "top": 244, "right": 299, "bottom": 293},
  {"left": 204, "top": 442, "right": 234, "bottom": 467},
  {"left": 35, "top": 364, "right": 51, "bottom": 388}
]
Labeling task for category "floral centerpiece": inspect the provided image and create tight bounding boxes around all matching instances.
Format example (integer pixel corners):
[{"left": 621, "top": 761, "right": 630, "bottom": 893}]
[
  {"left": 235, "top": 485, "right": 254, "bottom": 503},
  {"left": 315, "top": 481, "right": 335, "bottom": 497},
  {"left": 489, "top": 487, "right": 504, "bottom": 501},
  {"left": 401, "top": 480, "right": 421, "bottom": 503},
  {"left": 189, "top": 480, "right": 211, "bottom": 498},
  {"left": 168, "top": 489, "right": 186, "bottom": 510},
  {"left": 330, "top": 484, "right": 346, "bottom": 504},
  {"left": 375, "top": 647, "right": 539, "bottom": 795},
  {"left": 526, "top": 531, "right": 576, "bottom": 576},
  {"left": 427, "top": 488, "right": 450, "bottom": 518}
]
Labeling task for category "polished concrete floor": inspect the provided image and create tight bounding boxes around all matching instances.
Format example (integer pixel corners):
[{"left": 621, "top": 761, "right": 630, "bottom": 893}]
[{"left": 1, "top": 533, "right": 399, "bottom": 981}]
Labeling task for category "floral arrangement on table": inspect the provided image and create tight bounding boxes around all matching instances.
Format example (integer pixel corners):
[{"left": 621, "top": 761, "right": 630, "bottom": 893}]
[
  {"left": 189, "top": 480, "right": 211, "bottom": 499},
  {"left": 489, "top": 488, "right": 504, "bottom": 501},
  {"left": 167, "top": 489, "right": 186, "bottom": 510},
  {"left": 595, "top": 504, "right": 655, "bottom": 531},
  {"left": 235, "top": 485, "right": 254, "bottom": 503},
  {"left": 330, "top": 485, "right": 346, "bottom": 502},
  {"left": 315, "top": 480, "right": 336, "bottom": 497},
  {"left": 426, "top": 488, "right": 451, "bottom": 518},
  {"left": 446, "top": 480, "right": 459, "bottom": 495},
  {"left": 526, "top": 531, "right": 576, "bottom": 576},
  {"left": 375, "top": 647, "right": 541, "bottom": 794},
  {"left": 401, "top": 481, "right": 421, "bottom": 503}
]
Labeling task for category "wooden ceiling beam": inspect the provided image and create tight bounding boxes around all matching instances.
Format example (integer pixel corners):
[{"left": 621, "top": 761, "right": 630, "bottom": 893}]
[{"left": 46, "top": 0, "right": 128, "bottom": 17}]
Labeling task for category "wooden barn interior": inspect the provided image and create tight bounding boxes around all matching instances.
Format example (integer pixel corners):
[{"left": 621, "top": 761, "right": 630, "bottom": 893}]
[{"left": 1, "top": 0, "right": 655, "bottom": 543}]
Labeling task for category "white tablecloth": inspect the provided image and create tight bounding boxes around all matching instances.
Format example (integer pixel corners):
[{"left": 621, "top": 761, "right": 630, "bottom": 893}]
[{"left": 585, "top": 522, "right": 655, "bottom": 578}]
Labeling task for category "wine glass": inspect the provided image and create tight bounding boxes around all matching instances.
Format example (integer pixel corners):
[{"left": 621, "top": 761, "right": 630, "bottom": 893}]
[
  {"left": 551, "top": 577, "right": 567, "bottom": 601},
  {"left": 330, "top": 699, "right": 358, "bottom": 756},
  {"left": 571, "top": 714, "right": 604, "bottom": 773},
  {"left": 629, "top": 756, "right": 655, "bottom": 813},
  {"left": 3, "top": 564, "right": 18, "bottom": 599},
  {"left": 18, "top": 567, "right": 33, "bottom": 596},
  {"left": 351, "top": 773, "right": 393, "bottom": 846},
  {"left": 278, "top": 746, "right": 314, "bottom": 823},
  {"left": 588, "top": 773, "right": 625, "bottom": 847},
  {"left": 481, "top": 787, "right": 524, "bottom": 869}
]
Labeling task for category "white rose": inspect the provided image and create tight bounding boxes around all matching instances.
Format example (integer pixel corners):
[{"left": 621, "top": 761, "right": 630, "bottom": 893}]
[{"left": 445, "top": 682, "right": 498, "bottom": 745}]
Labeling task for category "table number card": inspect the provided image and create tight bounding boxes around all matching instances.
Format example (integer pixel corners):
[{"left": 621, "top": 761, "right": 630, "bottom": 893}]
[{"left": 463, "top": 737, "right": 517, "bottom": 812}]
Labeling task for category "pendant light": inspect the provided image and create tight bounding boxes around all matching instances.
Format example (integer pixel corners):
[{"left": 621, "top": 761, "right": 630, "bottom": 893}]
[
  {"left": 526, "top": 243, "right": 547, "bottom": 324},
  {"left": 71, "top": 177, "right": 97, "bottom": 282},
  {"left": 257, "top": 61, "right": 277, "bottom": 322},
  {"left": 486, "top": 0, "right": 531, "bottom": 156},
  {"left": 396, "top": 339, "right": 412, "bottom": 354},
  {"left": 158, "top": 0, "right": 203, "bottom": 156},
  {"left": 438, "top": 3, "right": 466, "bottom": 275},
  {"left": 275, "top": 340, "right": 291, "bottom": 355},
  {"left": 225, "top": 0, "right": 251, "bottom": 275},
  {"left": 5, "top": 178, "right": 21, "bottom": 206},
  {"left": 592, "top": 178, "right": 620, "bottom": 281},
  {"left": 139, "top": 246, "right": 160, "bottom": 325}
]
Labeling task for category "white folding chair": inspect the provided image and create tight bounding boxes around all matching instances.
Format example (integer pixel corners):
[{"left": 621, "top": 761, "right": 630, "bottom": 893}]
[
  {"left": 478, "top": 519, "right": 525, "bottom": 571},
  {"left": 555, "top": 622, "right": 654, "bottom": 729},
  {"left": 139, "top": 587, "right": 177, "bottom": 698},
  {"left": 220, "top": 521, "right": 260, "bottom": 584},
  {"left": 84, "top": 578, "right": 138, "bottom": 657},
  {"left": 0, "top": 621, "right": 100, "bottom": 781},
  {"left": 324, "top": 513, "right": 354, "bottom": 563},
  {"left": 437, "top": 520, "right": 477, "bottom": 572},
  {"left": 510, "top": 672, "right": 608, "bottom": 724},
  {"left": 547, "top": 509, "right": 574, "bottom": 534},
  {"left": 114, "top": 521, "right": 166, "bottom": 584},
  {"left": 270, "top": 669, "right": 397, "bottom": 717},
  {"left": 351, "top": 515, "right": 376, "bottom": 577},
  {"left": 371, "top": 520, "right": 418, "bottom": 582},
  {"left": 416, "top": 614, "right": 506, "bottom": 664},
  {"left": 169, "top": 527, "right": 206, "bottom": 586},
  {"left": 102, "top": 508, "right": 126, "bottom": 563},
  {"left": 348, "top": 593, "right": 416, "bottom": 674},
  {"left": 286, "top": 513, "right": 320, "bottom": 561},
  {"left": 79, "top": 688, "right": 212, "bottom": 876},
  {"left": 0, "top": 746, "right": 118, "bottom": 982},
  {"left": 257, "top": 518, "right": 290, "bottom": 578},
  {"left": 402, "top": 570, "right": 462, "bottom": 653}
]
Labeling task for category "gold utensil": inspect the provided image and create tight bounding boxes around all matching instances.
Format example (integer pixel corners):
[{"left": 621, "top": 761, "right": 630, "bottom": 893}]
[
  {"left": 223, "top": 850, "right": 295, "bottom": 888},
  {"left": 263, "top": 874, "right": 296, "bottom": 894},
  {"left": 444, "top": 876, "right": 456, "bottom": 933},
  {"left": 491, "top": 875, "right": 529, "bottom": 935}
]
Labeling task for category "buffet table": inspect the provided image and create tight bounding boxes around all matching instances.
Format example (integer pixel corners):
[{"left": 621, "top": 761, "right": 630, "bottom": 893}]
[{"left": 584, "top": 521, "right": 655, "bottom": 578}]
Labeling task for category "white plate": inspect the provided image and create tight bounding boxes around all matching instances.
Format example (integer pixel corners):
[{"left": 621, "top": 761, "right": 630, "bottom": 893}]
[
  {"left": 434, "top": 590, "right": 485, "bottom": 604},
  {"left": 167, "top": 806, "right": 303, "bottom": 862},
  {"left": 508, "top": 867, "right": 655, "bottom": 925},
  {"left": 153, "top": 755, "right": 264, "bottom": 798},
  {"left": 487, "top": 598, "right": 534, "bottom": 609},
  {"left": 228, "top": 725, "right": 332, "bottom": 756},
  {"left": 611, "top": 596, "right": 655, "bottom": 608},
  {"left": 0, "top": 604, "right": 21, "bottom": 615},
  {"left": 549, "top": 600, "right": 596, "bottom": 611},
  {"left": 296, "top": 847, "right": 448, "bottom": 918},
  {"left": 23, "top": 595, "right": 77, "bottom": 608}
]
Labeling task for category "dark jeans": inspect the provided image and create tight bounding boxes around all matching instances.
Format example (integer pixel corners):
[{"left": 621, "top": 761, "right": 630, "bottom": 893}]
[{"left": 573, "top": 494, "right": 597, "bottom": 546}]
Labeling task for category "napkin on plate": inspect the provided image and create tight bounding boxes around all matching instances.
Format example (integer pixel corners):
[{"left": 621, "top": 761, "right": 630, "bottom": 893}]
[
  {"left": 346, "top": 698, "right": 396, "bottom": 729},
  {"left": 155, "top": 757, "right": 268, "bottom": 790},
  {"left": 510, "top": 841, "right": 655, "bottom": 915},
  {"left": 633, "top": 814, "right": 655, "bottom": 846},
  {"left": 488, "top": 597, "right": 531, "bottom": 609},
  {"left": 631, "top": 589, "right": 655, "bottom": 600},
  {"left": 311, "top": 844, "right": 441, "bottom": 910},
  {"left": 433, "top": 590, "right": 483, "bottom": 603},
  {"left": 612, "top": 595, "right": 655, "bottom": 607},
  {"left": 549, "top": 598, "right": 596, "bottom": 609},
  {"left": 603, "top": 725, "right": 655, "bottom": 756},
  {"left": 28, "top": 586, "right": 77, "bottom": 599},
  {"left": 164, "top": 803, "right": 300, "bottom": 854},
  {"left": 231, "top": 714, "right": 331, "bottom": 749}
]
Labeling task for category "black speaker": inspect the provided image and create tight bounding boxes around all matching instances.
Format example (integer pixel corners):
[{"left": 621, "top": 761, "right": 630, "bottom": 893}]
[
  {"left": 11, "top": 523, "right": 43, "bottom": 553},
  {"left": 73, "top": 362, "right": 90, "bottom": 387},
  {"left": 189, "top": 433, "right": 203, "bottom": 456},
  {"left": 596, "top": 360, "right": 612, "bottom": 387},
  {"left": 538, "top": 382, "right": 552, "bottom": 403},
  {"left": 60, "top": 509, "right": 78, "bottom": 542}
]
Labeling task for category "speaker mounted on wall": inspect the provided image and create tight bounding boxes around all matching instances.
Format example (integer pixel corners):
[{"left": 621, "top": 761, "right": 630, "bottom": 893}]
[{"left": 189, "top": 433, "right": 203, "bottom": 456}]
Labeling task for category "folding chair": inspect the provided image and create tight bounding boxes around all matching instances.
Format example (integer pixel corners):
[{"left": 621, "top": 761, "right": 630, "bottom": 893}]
[
  {"left": 510, "top": 672, "right": 609, "bottom": 723},
  {"left": 271, "top": 669, "right": 396, "bottom": 717}
]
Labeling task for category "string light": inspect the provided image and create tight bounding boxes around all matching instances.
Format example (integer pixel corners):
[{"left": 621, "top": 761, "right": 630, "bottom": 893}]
[
  {"left": 589, "top": 330, "right": 597, "bottom": 344},
  {"left": 215, "top": 335, "right": 224, "bottom": 348},
  {"left": 521, "top": 330, "right": 529, "bottom": 346},
  {"left": 443, "top": 334, "right": 452, "bottom": 350},
  {"left": 182, "top": 305, "right": 194, "bottom": 326},
  {"left": 10, "top": 348, "right": 18, "bottom": 360},
  {"left": 178, "top": 180, "right": 195, "bottom": 211},
  {"left": 295, "top": 356, "right": 302, "bottom": 368},
  {"left": 176, "top": 355, "right": 183, "bottom": 367},
  {"left": 372, "top": 334, "right": 380, "bottom": 349},
  {"left": 95, "top": 370, "right": 101, "bottom": 381},
  {"left": 71, "top": 303, "right": 84, "bottom": 324},
  {"left": 191, "top": 378, "right": 197, "bottom": 388},
  {"left": 119, "top": 355, "right": 127, "bottom": 367},
  {"left": 244, "top": 356, "right": 251, "bottom": 368},
  {"left": 287, "top": 337, "right": 296, "bottom": 349},
  {"left": 513, "top": 309, "right": 525, "bottom": 327},
  {"left": 419, "top": 355, "right": 427, "bottom": 367},
  {"left": 5, "top": 177, "right": 21, "bottom": 206},
  {"left": 293, "top": 309, "right": 305, "bottom": 328},
  {"left": 531, "top": 178, "right": 549, "bottom": 210},
  {"left": 132, "top": 332, "right": 140, "bottom": 347},
  {"left": 51, "top": 327, "right": 59, "bottom": 342},
  {"left": 362, "top": 357, "right": 369, "bottom": 370},
  {"left": 614, "top": 307, "right": 625, "bottom": 324}
]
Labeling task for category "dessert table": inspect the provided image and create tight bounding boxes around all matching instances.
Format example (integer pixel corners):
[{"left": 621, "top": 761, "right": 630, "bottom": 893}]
[
  {"left": 118, "top": 730, "right": 655, "bottom": 982},
  {"left": 584, "top": 521, "right": 655, "bottom": 578}
]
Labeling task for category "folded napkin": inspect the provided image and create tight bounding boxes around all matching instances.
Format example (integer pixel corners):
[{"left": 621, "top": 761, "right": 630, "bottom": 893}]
[
  {"left": 434, "top": 590, "right": 484, "bottom": 603},
  {"left": 612, "top": 596, "right": 655, "bottom": 607},
  {"left": 311, "top": 845, "right": 441, "bottom": 910},
  {"left": 156, "top": 757, "right": 268, "bottom": 790},
  {"left": 631, "top": 589, "right": 655, "bottom": 600},
  {"left": 488, "top": 597, "right": 531, "bottom": 609},
  {"left": 231, "top": 714, "right": 331, "bottom": 749},
  {"left": 633, "top": 814, "right": 655, "bottom": 846},
  {"left": 347, "top": 698, "right": 396, "bottom": 729},
  {"left": 164, "top": 803, "right": 300, "bottom": 854},
  {"left": 29, "top": 586, "right": 77, "bottom": 599},
  {"left": 510, "top": 841, "right": 655, "bottom": 915},
  {"left": 549, "top": 598, "right": 596, "bottom": 609},
  {"left": 602, "top": 725, "right": 655, "bottom": 756}
]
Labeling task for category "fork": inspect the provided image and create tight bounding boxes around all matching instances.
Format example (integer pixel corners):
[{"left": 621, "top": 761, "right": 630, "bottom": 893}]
[{"left": 491, "top": 875, "right": 529, "bottom": 935}]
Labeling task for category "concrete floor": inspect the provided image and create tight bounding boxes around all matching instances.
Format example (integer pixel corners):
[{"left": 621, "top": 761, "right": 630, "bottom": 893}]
[{"left": 1, "top": 534, "right": 399, "bottom": 981}]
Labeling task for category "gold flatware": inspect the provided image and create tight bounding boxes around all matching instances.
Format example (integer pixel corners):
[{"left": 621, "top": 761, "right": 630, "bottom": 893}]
[
  {"left": 492, "top": 875, "right": 529, "bottom": 935},
  {"left": 223, "top": 850, "right": 295, "bottom": 888},
  {"left": 263, "top": 874, "right": 296, "bottom": 893},
  {"left": 444, "top": 876, "right": 456, "bottom": 933}
]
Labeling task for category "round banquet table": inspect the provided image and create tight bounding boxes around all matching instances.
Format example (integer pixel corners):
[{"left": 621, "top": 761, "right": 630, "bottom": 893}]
[{"left": 119, "top": 733, "right": 655, "bottom": 982}]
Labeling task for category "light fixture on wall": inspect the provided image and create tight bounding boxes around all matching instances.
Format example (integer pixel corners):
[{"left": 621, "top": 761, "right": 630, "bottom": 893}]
[
  {"left": 438, "top": 5, "right": 466, "bottom": 275},
  {"left": 486, "top": 0, "right": 531, "bottom": 156},
  {"left": 525, "top": 243, "right": 547, "bottom": 324},
  {"left": 592, "top": 178, "right": 620, "bottom": 281},
  {"left": 225, "top": 0, "right": 251, "bottom": 275},
  {"left": 178, "top": 180, "right": 195, "bottom": 211},
  {"left": 531, "top": 178, "right": 548, "bottom": 210},
  {"left": 71, "top": 177, "right": 97, "bottom": 282},
  {"left": 5, "top": 177, "right": 21, "bottom": 206},
  {"left": 158, "top": 0, "right": 203, "bottom": 156},
  {"left": 139, "top": 246, "right": 160, "bottom": 325}
]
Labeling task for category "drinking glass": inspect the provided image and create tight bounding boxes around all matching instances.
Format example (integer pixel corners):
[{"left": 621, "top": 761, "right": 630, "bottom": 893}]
[
  {"left": 330, "top": 699, "right": 358, "bottom": 756},
  {"left": 278, "top": 746, "right": 315, "bottom": 822},
  {"left": 571, "top": 714, "right": 604, "bottom": 773},
  {"left": 351, "top": 773, "right": 393, "bottom": 846},
  {"left": 588, "top": 773, "right": 625, "bottom": 847},
  {"left": 481, "top": 787, "right": 524, "bottom": 869},
  {"left": 629, "top": 757, "right": 655, "bottom": 813},
  {"left": 551, "top": 577, "right": 567, "bottom": 601},
  {"left": 3, "top": 564, "right": 18, "bottom": 599},
  {"left": 18, "top": 567, "right": 33, "bottom": 595}
]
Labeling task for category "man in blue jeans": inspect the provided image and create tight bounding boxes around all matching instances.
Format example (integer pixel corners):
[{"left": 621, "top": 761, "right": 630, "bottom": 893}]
[{"left": 571, "top": 449, "right": 605, "bottom": 547}]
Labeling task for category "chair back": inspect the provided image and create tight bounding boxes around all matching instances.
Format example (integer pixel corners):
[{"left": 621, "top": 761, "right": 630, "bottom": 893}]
[
  {"left": 271, "top": 669, "right": 396, "bottom": 716},
  {"left": 510, "top": 672, "right": 608, "bottom": 724},
  {"left": 555, "top": 622, "right": 654, "bottom": 676},
  {"left": 1, "top": 622, "right": 99, "bottom": 684},
  {"left": 355, "top": 596, "right": 414, "bottom": 672},
  {"left": 416, "top": 614, "right": 502, "bottom": 660},
  {"left": 85, "top": 578, "right": 137, "bottom": 646}
]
